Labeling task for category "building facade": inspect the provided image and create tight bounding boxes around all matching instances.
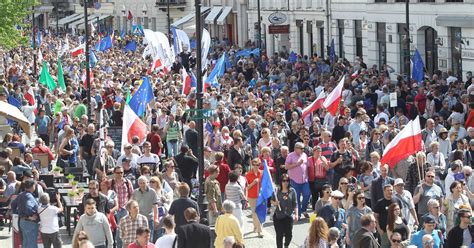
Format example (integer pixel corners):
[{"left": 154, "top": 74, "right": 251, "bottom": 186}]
[{"left": 247, "top": 0, "right": 474, "bottom": 79}]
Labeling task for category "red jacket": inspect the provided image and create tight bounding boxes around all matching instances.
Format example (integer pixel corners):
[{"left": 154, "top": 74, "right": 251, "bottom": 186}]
[{"left": 215, "top": 161, "right": 231, "bottom": 193}]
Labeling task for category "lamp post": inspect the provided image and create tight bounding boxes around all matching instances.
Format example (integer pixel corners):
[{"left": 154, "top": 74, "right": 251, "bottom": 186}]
[
  {"left": 256, "top": 0, "right": 261, "bottom": 53},
  {"left": 195, "top": 0, "right": 208, "bottom": 219},
  {"left": 55, "top": 3, "right": 59, "bottom": 36},
  {"left": 122, "top": 4, "right": 126, "bottom": 34},
  {"left": 83, "top": 0, "right": 92, "bottom": 122},
  {"left": 167, "top": 0, "right": 171, "bottom": 40},
  {"left": 405, "top": 0, "right": 411, "bottom": 81}
]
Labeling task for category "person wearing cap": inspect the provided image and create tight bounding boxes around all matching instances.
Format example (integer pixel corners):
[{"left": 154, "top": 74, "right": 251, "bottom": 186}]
[
  {"left": 448, "top": 118, "right": 467, "bottom": 141},
  {"left": 284, "top": 142, "right": 311, "bottom": 219},
  {"left": 116, "top": 143, "right": 139, "bottom": 170},
  {"left": 410, "top": 215, "right": 442, "bottom": 248},
  {"left": 437, "top": 128, "right": 451, "bottom": 163},
  {"left": 446, "top": 208, "right": 474, "bottom": 247},
  {"left": 317, "top": 190, "right": 347, "bottom": 246},
  {"left": 393, "top": 178, "right": 419, "bottom": 230}
]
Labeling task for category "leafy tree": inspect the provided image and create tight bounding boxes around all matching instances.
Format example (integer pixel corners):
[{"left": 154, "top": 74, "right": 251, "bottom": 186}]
[{"left": 0, "top": 0, "right": 37, "bottom": 49}]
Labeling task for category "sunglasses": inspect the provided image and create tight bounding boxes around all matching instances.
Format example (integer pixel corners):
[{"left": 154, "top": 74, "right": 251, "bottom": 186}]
[
  {"left": 340, "top": 182, "right": 348, "bottom": 185},
  {"left": 462, "top": 215, "right": 472, "bottom": 218},
  {"left": 357, "top": 197, "right": 365, "bottom": 200},
  {"left": 426, "top": 175, "right": 435, "bottom": 178},
  {"left": 391, "top": 239, "right": 401, "bottom": 243},
  {"left": 115, "top": 171, "right": 124, "bottom": 174},
  {"left": 282, "top": 180, "right": 290, "bottom": 182},
  {"left": 333, "top": 197, "right": 342, "bottom": 201}
]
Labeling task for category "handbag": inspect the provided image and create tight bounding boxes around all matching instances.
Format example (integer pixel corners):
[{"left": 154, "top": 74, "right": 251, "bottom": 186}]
[{"left": 108, "top": 211, "right": 117, "bottom": 231}]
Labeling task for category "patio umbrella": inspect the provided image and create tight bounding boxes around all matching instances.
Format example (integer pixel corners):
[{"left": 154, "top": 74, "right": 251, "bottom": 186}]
[{"left": 0, "top": 101, "right": 31, "bottom": 137}]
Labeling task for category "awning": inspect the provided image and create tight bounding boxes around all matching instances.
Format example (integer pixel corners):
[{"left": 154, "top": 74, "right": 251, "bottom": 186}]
[
  {"left": 171, "top": 7, "right": 211, "bottom": 27},
  {"left": 35, "top": 6, "right": 54, "bottom": 12},
  {"left": 57, "top": 13, "right": 82, "bottom": 26},
  {"left": 77, "top": 15, "right": 111, "bottom": 29},
  {"left": 205, "top": 6, "right": 223, "bottom": 24},
  {"left": 0, "top": 101, "right": 31, "bottom": 137},
  {"left": 436, "top": 16, "right": 474, "bottom": 28},
  {"left": 69, "top": 14, "right": 98, "bottom": 28},
  {"left": 216, "top": 7, "right": 232, "bottom": 25}
]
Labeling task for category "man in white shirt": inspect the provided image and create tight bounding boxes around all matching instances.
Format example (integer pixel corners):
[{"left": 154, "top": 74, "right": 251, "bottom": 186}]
[
  {"left": 155, "top": 216, "right": 177, "bottom": 248},
  {"left": 374, "top": 105, "right": 389, "bottom": 127},
  {"left": 38, "top": 193, "right": 63, "bottom": 248}
]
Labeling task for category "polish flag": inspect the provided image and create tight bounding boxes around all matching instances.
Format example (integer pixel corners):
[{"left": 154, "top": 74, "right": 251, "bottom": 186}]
[
  {"left": 127, "top": 10, "right": 133, "bottom": 21},
  {"left": 322, "top": 76, "right": 345, "bottom": 116},
  {"left": 71, "top": 44, "right": 85, "bottom": 57},
  {"left": 181, "top": 68, "right": 192, "bottom": 95},
  {"left": 25, "top": 86, "right": 36, "bottom": 106},
  {"left": 302, "top": 91, "right": 326, "bottom": 119},
  {"left": 121, "top": 104, "right": 147, "bottom": 151},
  {"left": 147, "top": 57, "right": 162, "bottom": 74},
  {"left": 351, "top": 70, "right": 359, "bottom": 79},
  {"left": 82, "top": 71, "right": 94, "bottom": 88},
  {"left": 380, "top": 116, "right": 423, "bottom": 168}
]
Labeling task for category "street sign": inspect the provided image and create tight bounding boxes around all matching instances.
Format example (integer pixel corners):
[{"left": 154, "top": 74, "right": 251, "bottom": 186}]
[
  {"left": 268, "top": 12, "right": 287, "bottom": 25},
  {"left": 268, "top": 25, "right": 290, "bottom": 34}
]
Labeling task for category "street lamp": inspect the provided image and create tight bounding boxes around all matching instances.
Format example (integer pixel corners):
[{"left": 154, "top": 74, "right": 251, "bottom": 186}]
[
  {"left": 32, "top": 6, "right": 37, "bottom": 77},
  {"left": 256, "top": 0, "right": 261, "bottom": 54},
  {"left": 195, "top": 0, "right": 208, "bottom": 219},
  {"left": 405, "top": 0, "right": 411, "bottom": 81},
  {"left": 83, "top": 0, "right": 92, "bottom": 122},
  {"left": 122, "top": 4, "right": 126, "bottom": 33},
  {"left": 142, "top": 4, "right": 148, "bottom": 28},
  {"left": 167, "top": 0, "right": 171, "bottom": 40}
]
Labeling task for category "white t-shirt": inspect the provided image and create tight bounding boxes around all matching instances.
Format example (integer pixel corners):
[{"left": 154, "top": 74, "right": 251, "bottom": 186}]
[
  {"left": 38, "top": 205, "right": 60, "bottom": 234},
  {"left": 155, "top": 233, "right": 177, "bottom": 248}
]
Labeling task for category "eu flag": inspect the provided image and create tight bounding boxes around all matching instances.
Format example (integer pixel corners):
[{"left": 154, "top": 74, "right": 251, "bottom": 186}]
[
  {"left": 288, "top": 51, "right": 297, "bottom": 64},
  {"left": 89, "top": 51, "right": 98, "bottom": 67},
  {"left": 98, "top": 35, "right": 112, "bottom": 52},
  {"left": 128, "top": 77, "right": 154, "bottom": 117},
  {"left": 124, "top": 41, "right": 137, "bottom": 52},
  {"left": 8, "top": 95, "right": 22, "bottom": 109},
  {"left": 256, "top": 160, "right": 274, "bottom": 224},
  {"left": 205, "top": 52, "right": 226, "bottom": 87},
  {"left": 412, "top": 48, "right": 424, "bottom": 82}
]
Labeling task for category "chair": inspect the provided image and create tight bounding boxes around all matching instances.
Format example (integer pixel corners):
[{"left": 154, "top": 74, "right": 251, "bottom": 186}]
[
  {"left": 39, "top": 175, "right": 55, "bottom": 188},
  {"left": 64, "top": 167, "right": 84, "bottom": 182},
  {"left": 33, "top": 153, "right": 50, "bottom": 170},
  {"left": 9, "top": 147, "right": 21, "bottom": 160}
]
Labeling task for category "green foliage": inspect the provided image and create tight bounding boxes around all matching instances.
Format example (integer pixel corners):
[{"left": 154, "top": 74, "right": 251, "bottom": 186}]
[
  {"left": 66, "top": 173, "right": 75, "bottom": 180},
  {"left": 0, "top": 0, "right": 37, "bottom": 49}
]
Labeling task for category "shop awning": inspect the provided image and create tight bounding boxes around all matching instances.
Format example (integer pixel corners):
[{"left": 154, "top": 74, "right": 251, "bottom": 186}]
[
  {"left": 69, "top": 14, "right": 98, "bottom": 28},
  {"left": 77, "top": 15, "right": 111, "bottom": 29},
  {"left": 205, "top": 6, "right": 223, "bottom": 24},
  {"left": 436, "top": 15, "right": 474, "bottom": 28},
  {"left": 171, "top": 7, "right": 211, "bottom": 27},
  {"left": 35, "top": 5, "right": 54, "bottom": 12},
  {"left": 57, "top": 13, "right": 82, "bottom": 26},
  {"left": 216, "top": 7, "right": 232, "bottom": 25}
]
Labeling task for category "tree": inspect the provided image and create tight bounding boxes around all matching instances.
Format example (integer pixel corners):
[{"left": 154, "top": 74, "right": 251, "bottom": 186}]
[{"left": 0, "top": 0, "right": 37, "bottom": 49}]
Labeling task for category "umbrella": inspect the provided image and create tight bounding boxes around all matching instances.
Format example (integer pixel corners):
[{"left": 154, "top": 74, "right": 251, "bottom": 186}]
[{"left": 0, "top": 101, "right": 31, "bottom": 137}]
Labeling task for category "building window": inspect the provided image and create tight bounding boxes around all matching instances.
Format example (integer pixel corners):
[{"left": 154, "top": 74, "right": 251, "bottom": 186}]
[
  {"left": 355, "top": 20, "right": 363, "bottom": 58},
  {"left": 450, "top": 27, "right": 462, "bottom": 77},
  {"left": 296, "top": 20, "right": 304, "bottom": 55},
  {"left": 307, "top": 21, "right": 314, "bottom": 56},
  {"left": 419, "top": 0, "right": 435, "bottom": 2},
  {"left": 338, "top": 19, "right": 344, "bottom": 58},
  {"left": 394, "top": 0, "right": 405, "bottom": 2},
  {"left": 398, "top": 23, "right": 409, "bottom": 75},
  {"left": 424, "top": 27, "right": 438, "bottom": 76},
  {"left": 377, "top": 22, "right": 387, "bottom": 68},
  {"left": 374, "top": 0, "right": 387, "bottom": 2},
  {"left": 446, "top": 0, "right": 463, "bottom": 2}
]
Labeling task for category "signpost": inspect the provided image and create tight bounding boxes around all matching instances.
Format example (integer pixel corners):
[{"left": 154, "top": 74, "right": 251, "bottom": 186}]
[{"left": 268, "top": 25, "right": 290, "bottom": 34}]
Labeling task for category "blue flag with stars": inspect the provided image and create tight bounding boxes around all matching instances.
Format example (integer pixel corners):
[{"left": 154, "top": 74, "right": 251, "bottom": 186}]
[
  {"left": 411, "top": 48, "right": 424, "bottom": 82},
  {"left": 288, "top": 51, "right": 297, "bottom": 64},
  {"left": 128, "top": 77, "right": 154, "bottom": 117},
  {"left": 330, "top": 38, "right": 336, "bottom": 63}
]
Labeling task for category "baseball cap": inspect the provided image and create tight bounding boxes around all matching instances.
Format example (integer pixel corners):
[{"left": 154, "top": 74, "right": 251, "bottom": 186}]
[
  {"left": 331, "top": 190, "right": 344, "bottom": 198},
  {"left": 394, "top": 178, "right": 404, "bottom": 185},
  {"left": 423, "top": 215, "right": 436, "bottom": 224}
]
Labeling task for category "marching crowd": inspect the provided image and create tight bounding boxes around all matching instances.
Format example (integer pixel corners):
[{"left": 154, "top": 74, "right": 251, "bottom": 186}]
[{"left": 0, "top": 27, "right": 473, "bottom": 248}]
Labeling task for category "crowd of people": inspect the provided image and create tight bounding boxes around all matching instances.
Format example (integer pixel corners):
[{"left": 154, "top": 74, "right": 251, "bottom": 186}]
[{"left": 0, "top": 26, "right": 473, "bottom": 248}]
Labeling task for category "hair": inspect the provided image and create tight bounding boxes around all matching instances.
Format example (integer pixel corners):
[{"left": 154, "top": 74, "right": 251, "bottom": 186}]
[
  {"left": 184, "top": 207, "right": 198, "bottom": 221},
  {"left": 449, "top": 180, "right": 462, "bottom": 193},
  {"left": 136, "top": 226, "right": 150, "bottom": 236},
  {"left": 360, "top": 161, "right": 374, "bottom": 173},
  {"left": 387, "top": 203, "right": 400, "bottom": 231},
  {"left": 177, "top": 182, "right": 190, "bottom": 197},
  {"left": 352, "top": 190, "right": 365, "bottom": 207},
  {"left": 427, "top": 198, "right": 440, "bottom": 209},
  {"left": 222, "top": 200, "right": 236, "bottom": 213},
  {"left": 360, "top": 213, "right": 375, "bottom": 227},
  {"left": 73, "top": 231, "right": 89, "bottom": 248},
  {"left": 308, "top": 217, "right": 329, "bottom": 247},
  {"left": 39, "top": 193, "right": 50, "bottom": 205},
  {"left": 85, "top": 198, "right": 96, "bottom": 206},
  {"left": 126, "top": 200, "right": 138, "bottom": 211},
  {"left": 278, "top": 173, "right": 291, "bottom": 190},
  {"left": 228, "top": 171, "right": 239, "bottom": 183},
  {"left": 149, "top": 176, "right": 162, "bottom": 191},
  {"left": 23, "top": 179, "right": 35, "bottom": 190},
  {"left": 328, "top": 227, "right": 340, "bottom": 242},
  {"left": 88, "top": 180, "right": 99, "bottom": 189},
  {"left": 113, "top": 166, "right": 123, "bottom": 173},
  {"left": 162, "top": 215, "right": 175, "bottom": 230},
  {"left": 208, "top": 164, "right": 219, "bottom": 175},
  {"left": 215, "top": 152, "right": 224, "bottom": 161}
]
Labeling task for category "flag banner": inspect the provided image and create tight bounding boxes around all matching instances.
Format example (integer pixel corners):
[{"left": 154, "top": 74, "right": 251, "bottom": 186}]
[{"left": 256, "top": 160, "right": 275, "bottom": 224}]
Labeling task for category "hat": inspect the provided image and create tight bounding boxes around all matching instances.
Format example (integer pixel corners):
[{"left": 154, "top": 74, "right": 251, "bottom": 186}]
[
  {"left": 439, "top": 128, "right": 448, "bottom": 134},
  {"left": 331, "top": 190, "right": 344, "bottom": 198},
  {"left": 356, "top": 101, "right": 364, "bottom": 106},
  {"left": 121, "top": 157, "right": 131, "bottom": 162},
  {"left": 423, "top": 215, "right": 436, "bottom": 224},
  {"left": 394, "top": 178, "right": 404, "bottom": 185}
]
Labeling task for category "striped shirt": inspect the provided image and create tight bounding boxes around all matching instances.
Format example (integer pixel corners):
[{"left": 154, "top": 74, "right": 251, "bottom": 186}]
[
  {"left": 225, "top": 182, "right": 245, "bottom": 206},
  {"left": 319, "top": 141, "right": 338, "bottom": 160}
]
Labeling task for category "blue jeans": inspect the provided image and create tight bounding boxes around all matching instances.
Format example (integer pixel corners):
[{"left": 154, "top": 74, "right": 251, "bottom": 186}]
[
  {"left": 290, "top": 180, "right": 311, "bottom": 214},
  {"left": 115, "top": 208, "right": 128, "bottom": 248},
  {"left": 167, "top": 140, "right": 179, "bottom": 157},
  {"left": 19, "top": 219, "right": 39, "bottom": 248},
  {"left": 148, "top": 218, "right": 155, "bottom": 242}
]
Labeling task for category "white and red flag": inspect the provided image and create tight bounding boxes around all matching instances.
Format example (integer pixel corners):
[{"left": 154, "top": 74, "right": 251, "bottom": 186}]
[
  {"left": 322, "top": 75, "right": 345, "bottom": 116},
  {"left": 302, "top": 91, "right": 326, "bottom": 119},
  {"left": 71, "top": 44, "right": 85, "bottom": 57},
  {"left": 181, "top": 68, "right": 192, "bottom": 95},
  {"left": 121, "top": 104, "right": 147, "bottom": 152},
  {"left": 25, "top": 86, "right": 35, "bottom": 106},
  {"left": 380, "top": 116, "right": 423, "bottom": 168}
]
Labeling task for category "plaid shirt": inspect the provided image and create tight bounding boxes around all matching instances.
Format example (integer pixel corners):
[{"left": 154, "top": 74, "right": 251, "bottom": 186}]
[
  {"left": 113, "top": 179, "right": 131, "bottom": 209},
  {"left": 119, "top": 214, "right": 148, "bottom": 247}
]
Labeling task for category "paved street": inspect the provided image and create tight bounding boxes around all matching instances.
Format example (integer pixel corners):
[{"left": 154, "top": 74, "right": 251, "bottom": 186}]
[{"left": 0, "top": 208, "right": 310, "bottom": 247}]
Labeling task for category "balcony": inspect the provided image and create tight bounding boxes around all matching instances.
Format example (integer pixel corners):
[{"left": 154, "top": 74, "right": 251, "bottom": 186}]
[{"left": 155, "top": 0, "right": 186, "bottom": 11}]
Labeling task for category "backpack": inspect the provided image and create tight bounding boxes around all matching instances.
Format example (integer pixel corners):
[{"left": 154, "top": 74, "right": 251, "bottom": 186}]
[{"left": 111, "top": 178, "right": 133, "bottom": 197}]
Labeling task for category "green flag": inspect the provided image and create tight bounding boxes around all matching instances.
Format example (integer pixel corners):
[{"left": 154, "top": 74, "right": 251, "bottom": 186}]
[
  {"left": 57, "top": 57, "right": 66, "bottom": 92},
  {"left": 38, "top": 61, "right": 57, "bottom": 92},
  {"left": 125, "top": 90, "right": 131, "bottom": 104}
]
